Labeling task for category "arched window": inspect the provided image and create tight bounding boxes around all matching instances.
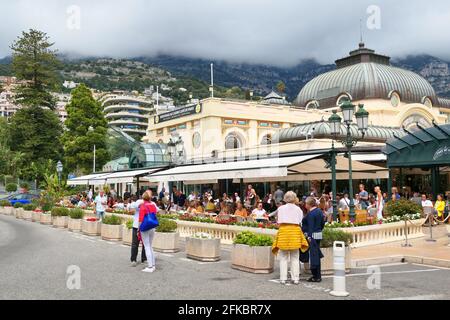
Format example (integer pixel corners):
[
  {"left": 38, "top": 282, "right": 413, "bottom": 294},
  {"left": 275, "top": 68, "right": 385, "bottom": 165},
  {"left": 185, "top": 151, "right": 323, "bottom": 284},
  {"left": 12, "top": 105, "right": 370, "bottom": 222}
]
[
  {"left": 261, "top": 134, "right": 272, "bottom": 145},
  {"left": 225, "top": 132, "right": 243, "bottom": 150},
  {"left": 388, "top": 91, "right": 401, "bottom": 107},
  {"left": 305, "top": 100, "right": 319, "bottom": 110},
  {"left": 422, "top": 96, "right": 433, "bottom": 108},
  {"left": 336, "top": 93, "right": 351, "bottom": 106}
]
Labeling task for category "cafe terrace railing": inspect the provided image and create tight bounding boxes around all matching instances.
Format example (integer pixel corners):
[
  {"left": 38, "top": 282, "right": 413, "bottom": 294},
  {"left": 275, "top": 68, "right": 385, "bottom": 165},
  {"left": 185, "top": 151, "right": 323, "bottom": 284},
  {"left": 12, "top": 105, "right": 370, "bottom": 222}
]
[{"left": 86, "top": 210, "right": 426, "bottom": 248}]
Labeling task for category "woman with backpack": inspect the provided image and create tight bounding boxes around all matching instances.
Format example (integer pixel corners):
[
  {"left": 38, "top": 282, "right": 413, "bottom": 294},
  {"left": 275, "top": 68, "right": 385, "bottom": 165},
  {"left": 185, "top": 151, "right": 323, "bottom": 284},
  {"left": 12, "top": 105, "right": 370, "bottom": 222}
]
[{"left": 139, "top": 191, "right": 159, "bottom": 273}]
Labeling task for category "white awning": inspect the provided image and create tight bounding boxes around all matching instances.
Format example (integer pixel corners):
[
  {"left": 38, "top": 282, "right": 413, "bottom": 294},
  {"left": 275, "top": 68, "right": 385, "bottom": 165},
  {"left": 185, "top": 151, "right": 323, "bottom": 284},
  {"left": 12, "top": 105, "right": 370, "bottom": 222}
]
[
  {"left": 148, "top": 154, "right": 323, "bottom": 182},
  {"left": 67, "top": 173, "right": 112, "bottom": 186},
  {"left": 350, "top": 153, "right": 387, "bottom": 162},
  {"left": 90, "top": 168, "right": 163, "bottom": 184}
]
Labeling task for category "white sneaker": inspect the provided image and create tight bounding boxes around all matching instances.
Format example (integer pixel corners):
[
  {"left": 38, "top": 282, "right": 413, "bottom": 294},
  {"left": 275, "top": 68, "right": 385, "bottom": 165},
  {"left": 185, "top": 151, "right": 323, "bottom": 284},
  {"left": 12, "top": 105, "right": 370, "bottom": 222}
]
[
  {"left": 142, "top": 267, "right": 155, "bottom": 273},
  {"left": 130, "top": 261, "right": 137, "bottom": 267}
]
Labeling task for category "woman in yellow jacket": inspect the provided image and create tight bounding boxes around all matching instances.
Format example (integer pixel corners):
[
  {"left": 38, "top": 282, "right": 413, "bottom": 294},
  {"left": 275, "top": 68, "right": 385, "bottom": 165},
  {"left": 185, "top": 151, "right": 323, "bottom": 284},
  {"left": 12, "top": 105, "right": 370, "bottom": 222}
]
[
  {"left": 434, "top": 194, "right": 446, "bottom": 221},
  {"left": 272, "top": 191, "right": 309, "bottom": 285}
]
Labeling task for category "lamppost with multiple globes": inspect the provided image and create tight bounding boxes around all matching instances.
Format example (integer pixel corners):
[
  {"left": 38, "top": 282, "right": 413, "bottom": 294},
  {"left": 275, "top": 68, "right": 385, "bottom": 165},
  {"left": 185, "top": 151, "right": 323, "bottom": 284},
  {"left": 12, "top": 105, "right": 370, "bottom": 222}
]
[
  {"left": 328, "top": 99, "right": 369, "bottom": 219},
  {"left": 56, "top": 160, "right": 63, "bottom": 184}
]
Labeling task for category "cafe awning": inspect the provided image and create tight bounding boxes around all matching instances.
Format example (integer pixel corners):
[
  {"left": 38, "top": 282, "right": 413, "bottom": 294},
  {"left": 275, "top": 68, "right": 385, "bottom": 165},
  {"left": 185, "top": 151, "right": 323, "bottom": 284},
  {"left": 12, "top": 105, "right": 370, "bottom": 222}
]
[
  {"left": 90, "top": 168, "right": 164, "bottom": 185},
  {"left": 239, "top": 156, "right": 388, "bottom": 182},
  {"left": 67, "top": 172, "right": 112, "bottom": 185},
  {"left": 148, "top": 154, "right": 323, "bottom": 182}
]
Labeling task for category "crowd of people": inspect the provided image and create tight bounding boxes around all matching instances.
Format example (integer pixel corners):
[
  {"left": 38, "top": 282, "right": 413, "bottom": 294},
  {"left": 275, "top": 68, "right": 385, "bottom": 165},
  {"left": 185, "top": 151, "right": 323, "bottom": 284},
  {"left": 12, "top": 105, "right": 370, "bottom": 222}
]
[{"left": 66, "top": 182, "right": 449, "bottom": 281}]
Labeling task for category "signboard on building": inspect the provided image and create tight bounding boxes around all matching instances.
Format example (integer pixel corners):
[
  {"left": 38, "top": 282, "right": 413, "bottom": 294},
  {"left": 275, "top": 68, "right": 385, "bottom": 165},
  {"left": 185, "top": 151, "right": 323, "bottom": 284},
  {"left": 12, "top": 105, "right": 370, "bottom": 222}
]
[{"left": 154, "top": 103, "right": 202, "bottom": 124}]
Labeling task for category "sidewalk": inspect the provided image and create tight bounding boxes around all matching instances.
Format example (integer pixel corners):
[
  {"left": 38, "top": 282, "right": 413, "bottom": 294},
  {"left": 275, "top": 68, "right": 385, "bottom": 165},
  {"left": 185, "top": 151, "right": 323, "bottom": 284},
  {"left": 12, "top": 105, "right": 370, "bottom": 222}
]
[{"left": 352, "top": 233, "right": 450, "bottom": 268}]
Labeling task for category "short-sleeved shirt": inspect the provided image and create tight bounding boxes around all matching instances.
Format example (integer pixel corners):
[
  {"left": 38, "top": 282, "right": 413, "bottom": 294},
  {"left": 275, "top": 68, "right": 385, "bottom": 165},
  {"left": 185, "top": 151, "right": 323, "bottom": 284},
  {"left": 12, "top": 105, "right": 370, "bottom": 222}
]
[
  {"left": 94, "top": 195, "right": 107, "bottom": 212},
  {"left": 359, "top": 190, "right": 369, "bottom": 207},
  {"left": 276, "top": 203, "right": 303, "bottom": 225},
  {"left": 252, "top": 208, "right": 267, "bottom": 219}
]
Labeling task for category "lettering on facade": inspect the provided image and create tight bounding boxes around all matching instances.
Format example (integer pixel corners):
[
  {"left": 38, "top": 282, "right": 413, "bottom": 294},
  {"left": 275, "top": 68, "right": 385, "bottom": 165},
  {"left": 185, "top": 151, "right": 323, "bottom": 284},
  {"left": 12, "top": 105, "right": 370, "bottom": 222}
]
[
  {"left": 433, "top": 145, "right": 450, "bottom": 161},
  {"left": 154, "top": 103, "right": 202, "bottom": 124}
]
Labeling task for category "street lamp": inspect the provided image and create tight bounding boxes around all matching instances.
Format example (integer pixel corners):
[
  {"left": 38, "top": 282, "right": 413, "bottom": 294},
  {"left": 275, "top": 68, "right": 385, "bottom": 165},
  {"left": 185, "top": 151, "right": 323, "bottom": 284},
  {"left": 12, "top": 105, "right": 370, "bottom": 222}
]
[
  {"left": 328, "top": 110, "right": 342, "bottom": 220},
  {"left": 56, "top": 160, "right": 63, "bottom": 184},
  {"left": 88, "top": 126, "right": 96, "bottom": 173},
  {"left": 328, "top": 100, "right": 369, "bottom": 219}
]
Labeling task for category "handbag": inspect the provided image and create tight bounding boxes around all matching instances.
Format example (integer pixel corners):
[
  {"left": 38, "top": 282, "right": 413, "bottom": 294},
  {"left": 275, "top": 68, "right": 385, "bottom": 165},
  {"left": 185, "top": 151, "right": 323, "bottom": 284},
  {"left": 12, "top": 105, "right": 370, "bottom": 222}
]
[{"left": 140, "top": 205, "right": 159, "bottom": 232}]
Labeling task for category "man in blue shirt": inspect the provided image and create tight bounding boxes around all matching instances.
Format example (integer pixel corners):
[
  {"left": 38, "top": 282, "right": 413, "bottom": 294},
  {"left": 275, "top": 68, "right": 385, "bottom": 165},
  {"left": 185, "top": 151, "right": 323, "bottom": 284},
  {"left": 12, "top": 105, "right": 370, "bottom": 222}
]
[{"left": 358, "top": 184, "right": 369, "bottom": 209}]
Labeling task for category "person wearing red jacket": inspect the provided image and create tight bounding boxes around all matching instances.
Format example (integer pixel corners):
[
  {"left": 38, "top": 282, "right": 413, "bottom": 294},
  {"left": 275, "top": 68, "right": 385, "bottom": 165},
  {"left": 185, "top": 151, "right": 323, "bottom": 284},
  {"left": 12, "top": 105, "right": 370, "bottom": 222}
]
[{"left": 139, "top": 191, "right": 158, "bottom": 273}]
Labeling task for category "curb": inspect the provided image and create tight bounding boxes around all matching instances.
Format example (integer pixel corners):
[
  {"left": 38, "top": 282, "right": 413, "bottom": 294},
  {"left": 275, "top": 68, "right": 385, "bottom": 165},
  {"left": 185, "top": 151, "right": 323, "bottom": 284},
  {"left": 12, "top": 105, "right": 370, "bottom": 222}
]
[{"left": 352, "top": 255, "right": 450, "bottom": 268}]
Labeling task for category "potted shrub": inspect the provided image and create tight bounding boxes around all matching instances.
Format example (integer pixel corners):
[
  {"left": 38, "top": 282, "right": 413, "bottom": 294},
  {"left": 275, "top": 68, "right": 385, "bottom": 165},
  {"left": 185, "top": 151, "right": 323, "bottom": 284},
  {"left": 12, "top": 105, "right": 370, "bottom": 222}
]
[
  {"left": 82, "top": 217, "right": 102, "bottom": 236},
  {"left": 0, "top": 200, "right": 13, "bottom": 215},
  {"left": 122, "top": 219, "right": 133, "bottom": 246},
  {"left": 51, "top": 207, "right": 70, "bottom": 228},
  {"left": 101, "top": 214, "right": 123, "bottom": 241},
  {"left": 153, "top": 219, "right": 180, "bottom": 253},
  {"left": 231, "top": 231, "right": 274, "bottom": 274},
  {"left": 19, "top": 182, "right": 30, "bottom": 192},
  {"left": 40, "top": 202, "right": 54, "bottom": 225},
  {"left": 303, "top": 228, "right": 353, "bottom": 275},
  {"left": 186, "top": 232, "right": 221, "bottom": 262},
  {"left": 22, "top": 203, "right": 37, "bottom": 221},
  {"left": 68, "top": 208, "right": 85, "bottom": 232}
]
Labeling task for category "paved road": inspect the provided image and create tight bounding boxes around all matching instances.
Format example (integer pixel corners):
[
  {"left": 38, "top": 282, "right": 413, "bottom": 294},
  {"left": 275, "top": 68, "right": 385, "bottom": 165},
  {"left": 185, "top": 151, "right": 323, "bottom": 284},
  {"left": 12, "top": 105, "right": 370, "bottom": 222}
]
[{"left": 1, "top": 214, "right": 450, "bottom": 300}]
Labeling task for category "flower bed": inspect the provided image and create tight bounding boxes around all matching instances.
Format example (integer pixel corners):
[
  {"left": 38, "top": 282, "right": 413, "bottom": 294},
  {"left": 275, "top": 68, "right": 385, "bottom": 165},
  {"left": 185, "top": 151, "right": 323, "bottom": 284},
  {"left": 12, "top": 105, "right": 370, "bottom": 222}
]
[{"left": 325, "top": 213, "right": 422, "bottom": 229}]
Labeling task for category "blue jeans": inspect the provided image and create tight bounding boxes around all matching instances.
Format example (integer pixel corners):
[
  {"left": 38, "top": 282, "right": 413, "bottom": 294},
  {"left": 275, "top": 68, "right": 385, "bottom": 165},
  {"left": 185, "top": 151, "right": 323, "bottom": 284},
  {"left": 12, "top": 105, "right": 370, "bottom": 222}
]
[{"left": 96, "top": 211, "right": 104, "bottom": 220}]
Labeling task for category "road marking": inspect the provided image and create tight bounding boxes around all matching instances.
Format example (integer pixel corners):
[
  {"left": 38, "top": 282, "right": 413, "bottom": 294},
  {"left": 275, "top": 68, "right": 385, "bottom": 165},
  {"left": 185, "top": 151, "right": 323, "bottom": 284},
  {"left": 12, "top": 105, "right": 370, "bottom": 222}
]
[
  {"left": 388, "top": 294, "right": 445, "bottom": 300},
  {"left": 411, "top": 263, "right": 450, "bottom": 270},
  {"left": 352, "top": 262, "right": 406, "bottom": 269},
  {"left": 321, "top": 268, "right": 443, "bottom": 278}
]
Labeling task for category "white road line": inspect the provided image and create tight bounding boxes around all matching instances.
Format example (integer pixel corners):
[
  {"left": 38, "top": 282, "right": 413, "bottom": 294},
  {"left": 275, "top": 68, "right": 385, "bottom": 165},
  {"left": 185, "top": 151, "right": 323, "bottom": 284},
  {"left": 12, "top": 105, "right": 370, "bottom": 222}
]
[
  {"left": 321, "top": 268, "right": 443, "bottom": 278},
  {"left": 352, "top": 262, "right": 406, "bottom": 269},
  {"left": 411, "top": 263, "right": 450, "bottom": 270},
  {"left": 388, "top": 294, "right": 445, "bottom": 300}
]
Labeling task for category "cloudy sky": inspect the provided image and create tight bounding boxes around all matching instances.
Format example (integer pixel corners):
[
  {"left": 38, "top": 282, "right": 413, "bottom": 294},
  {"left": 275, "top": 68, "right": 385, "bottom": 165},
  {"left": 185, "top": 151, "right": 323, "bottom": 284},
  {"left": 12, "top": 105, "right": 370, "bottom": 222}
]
[{"left": 1, "top": 0, "right": 450, "bottom": 66}]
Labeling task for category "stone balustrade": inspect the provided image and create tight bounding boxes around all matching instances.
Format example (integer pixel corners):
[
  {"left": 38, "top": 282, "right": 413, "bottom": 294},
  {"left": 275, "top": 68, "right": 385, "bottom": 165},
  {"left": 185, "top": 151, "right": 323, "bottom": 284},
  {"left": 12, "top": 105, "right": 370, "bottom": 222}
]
[
  {"left": 336, "top": 219, "right": 426, "bottom": 248},
  {"left": 87, "top": 210, "right": 426, "bottom": 247}
]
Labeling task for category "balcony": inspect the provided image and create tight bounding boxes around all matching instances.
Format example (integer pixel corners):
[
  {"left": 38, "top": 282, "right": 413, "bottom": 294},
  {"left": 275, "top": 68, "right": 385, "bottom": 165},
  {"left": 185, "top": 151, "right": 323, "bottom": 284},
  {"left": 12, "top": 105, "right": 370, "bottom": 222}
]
[
  {"left": 105, "top": 111, "right": 150, "bottom": 120},
  {"left": 108, "top": 119, "right": 148, "bottom": 127}
]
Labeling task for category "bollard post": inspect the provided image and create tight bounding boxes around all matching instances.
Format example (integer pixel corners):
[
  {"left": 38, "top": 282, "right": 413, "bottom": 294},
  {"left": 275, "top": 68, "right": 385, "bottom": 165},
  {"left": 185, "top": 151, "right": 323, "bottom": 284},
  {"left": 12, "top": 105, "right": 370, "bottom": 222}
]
[
  {"left": 402, "top": 217, "right": 412, "bottom": 247},
  {"left": 426, "top": 214, "right": 437, "bottom": 242},
  {"left": 330, "top": 241, "right": 349, "bottom": 297}
]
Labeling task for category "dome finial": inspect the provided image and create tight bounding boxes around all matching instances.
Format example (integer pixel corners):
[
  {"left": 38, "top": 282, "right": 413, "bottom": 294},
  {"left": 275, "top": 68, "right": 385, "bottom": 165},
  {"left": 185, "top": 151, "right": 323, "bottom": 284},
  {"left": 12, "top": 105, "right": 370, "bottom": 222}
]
[{"left": 359, "top": 18, "right": 365, "bottom": 48}]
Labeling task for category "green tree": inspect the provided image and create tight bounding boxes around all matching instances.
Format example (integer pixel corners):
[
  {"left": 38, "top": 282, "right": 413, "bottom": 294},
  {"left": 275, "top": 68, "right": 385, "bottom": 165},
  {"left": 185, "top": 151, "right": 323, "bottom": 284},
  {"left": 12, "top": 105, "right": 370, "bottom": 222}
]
[
  {"left": 8, "top": 106, "right": 63, "bottom": 182},
  {"left": 10, "top": 29, "right": 61, "bottom": 109},
  {"left": 276, "top": 81, "right": 286, "bottom": 94},
  {"left": 62, "top": 84, "right": 110, "bottom": 175}
]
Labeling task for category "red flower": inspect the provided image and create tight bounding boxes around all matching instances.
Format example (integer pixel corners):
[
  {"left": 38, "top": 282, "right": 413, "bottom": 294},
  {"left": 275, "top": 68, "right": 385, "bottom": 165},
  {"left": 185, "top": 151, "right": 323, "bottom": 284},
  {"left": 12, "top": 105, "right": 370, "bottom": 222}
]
[
  {"left": 258, "top": 223, "right": 264, "bottom": 228},
  {"left": 86, "top": 217, "right": 97, "bottom": 222}
]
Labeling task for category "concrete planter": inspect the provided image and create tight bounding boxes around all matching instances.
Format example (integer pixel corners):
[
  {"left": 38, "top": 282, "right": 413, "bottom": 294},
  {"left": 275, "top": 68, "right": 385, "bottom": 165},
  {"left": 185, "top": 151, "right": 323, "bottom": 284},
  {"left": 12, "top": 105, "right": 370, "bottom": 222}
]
[
  {"left": 22, "top": 210, "right": 33, "bottom": 221},
  {"left": 231, "top": 244, "right": 274, "bottom": 274},
  {"left": 68, "top": 218, "right": 83, "bottom": 232},
  {"left": 52, "top": 216, "right": 69, "bottom": 228},
  {"left": 5, "top": 207, "right": 14, "bottom": 215},
  {"left": 186, "top": 237, "right": 221, "bottom": 262},
  {"left": 40, "top": 213, "right": 52, "bottom": 225},
  {"left": 153, "top": 232, "right": 180, "bottom": 253},
  {"left": 32, "top": 211, "right": 41, "bottom": 222},
  {"left": 0, "top": 207, "right": 10, "bottom": 215},
  {"left": 81, "top": 220, "right": 102, "bottom": 236},
  {"left": 303, "top": 246, "right": 352, "bottom": 275},
  {"left": 14, "top": 208, "right": 24, "bottom": 219},
  {"left": 101, "top": 224, "right": 123, "bottom": 241},
  {"left": 122, "top": 226, "right": 133, "bottom": 246}
]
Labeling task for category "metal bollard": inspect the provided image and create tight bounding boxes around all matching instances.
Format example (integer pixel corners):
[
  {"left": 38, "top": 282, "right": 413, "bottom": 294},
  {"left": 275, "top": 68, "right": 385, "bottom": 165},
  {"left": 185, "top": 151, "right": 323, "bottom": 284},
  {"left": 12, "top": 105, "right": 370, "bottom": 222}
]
[
  {"left": 330, "top": 241, "right": 349, "bottom": 297},
  {"left": 426, "top": 214, "right": 437, "bottom": 242},
  {"left": 402, "top": 217, "right": 412, "bottom": 247}
]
